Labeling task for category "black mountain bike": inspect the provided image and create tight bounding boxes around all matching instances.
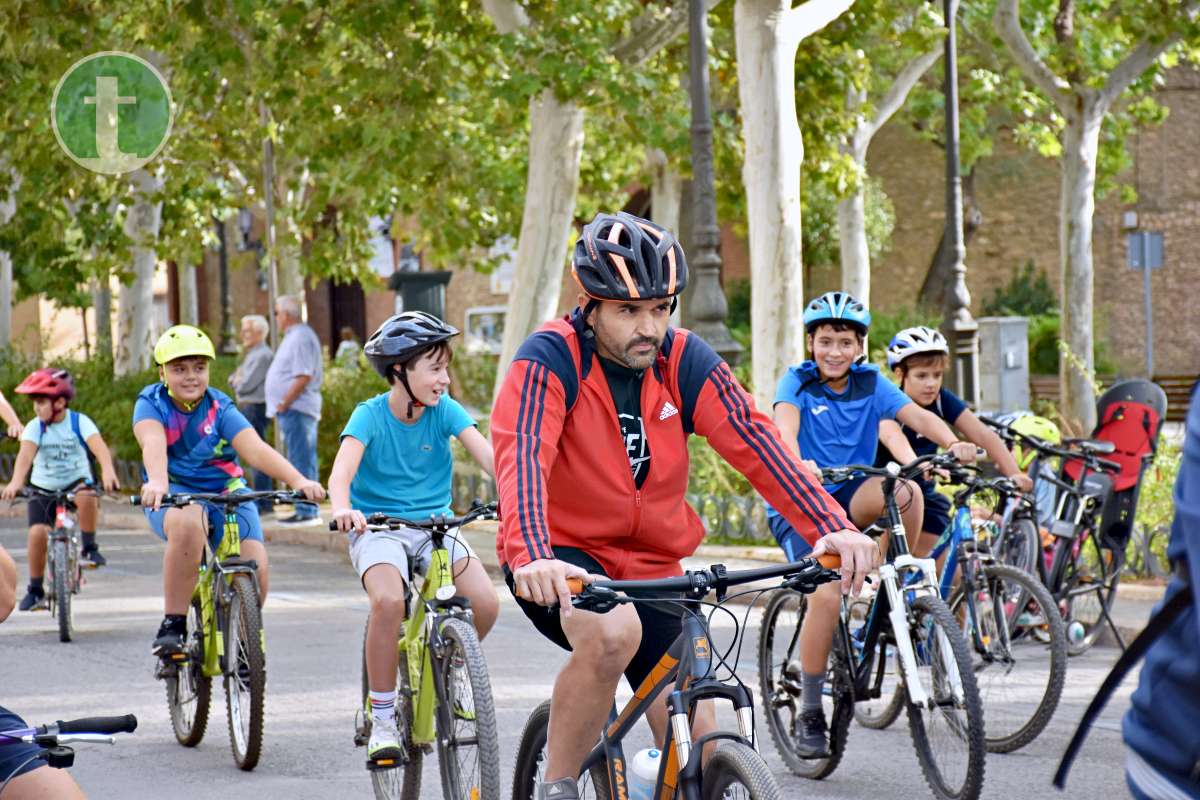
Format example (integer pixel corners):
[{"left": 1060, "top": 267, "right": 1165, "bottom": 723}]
[
  {"left": 758, "top": 453, "right": 986, "bottom": 800},
  {"left": 512, "top": 556, "right": 842, "bottom": 800},
  {"left": 982, "top": 417, "right": 1124, "bottom": 655}
]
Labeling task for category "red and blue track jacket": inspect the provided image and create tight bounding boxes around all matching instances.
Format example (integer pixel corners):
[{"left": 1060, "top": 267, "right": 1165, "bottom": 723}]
[{"left": 492, "top": 311, "right": 854, "bottom": 580}]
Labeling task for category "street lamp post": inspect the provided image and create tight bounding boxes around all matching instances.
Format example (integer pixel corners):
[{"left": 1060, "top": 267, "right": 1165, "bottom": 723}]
[
  {"left": 940, "top": 0, "right": 979, "bottom": 406},
  {"left": 687, "top": 0, "right": 741, "bottom": 365},
  {"left": 213, "top": 215, "right": 238, "bottom": 355}
]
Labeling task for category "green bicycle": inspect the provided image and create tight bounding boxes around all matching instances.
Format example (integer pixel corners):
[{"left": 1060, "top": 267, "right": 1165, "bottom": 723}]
[
  {"left": 132, "top": 489, "right": 304, "bottom": 771},
  {"left": 342, "top": 502, "right": 500, "bottom": 800}
]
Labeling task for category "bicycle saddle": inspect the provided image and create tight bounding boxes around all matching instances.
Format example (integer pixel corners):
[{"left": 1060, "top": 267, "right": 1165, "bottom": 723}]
[{"left": 1067, "top": 438, "right": 1117, "bottom": 455}]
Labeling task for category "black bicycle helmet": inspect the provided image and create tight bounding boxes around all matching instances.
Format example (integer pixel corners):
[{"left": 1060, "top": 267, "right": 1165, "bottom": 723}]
[
  {"left": 572, "top": 211, "right": 688, "bottom": 302},
  {"left": 364, "top": 313, "right": 460, "bottom": 421}
]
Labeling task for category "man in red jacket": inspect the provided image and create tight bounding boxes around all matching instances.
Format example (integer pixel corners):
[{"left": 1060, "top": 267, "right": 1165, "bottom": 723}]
[{"left": 492, "top": 211, "right": 877, "bottom": 800}]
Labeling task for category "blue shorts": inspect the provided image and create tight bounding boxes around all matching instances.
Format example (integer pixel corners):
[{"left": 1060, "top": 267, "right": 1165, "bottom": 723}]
[
  {"left": 143, "top": 486, "right": 264, "bottom": 549},
  {"left": 0, "top": 705, "right": 45, "bottom": 782},
  {"left": 921, "top": 482, "right": 952, "bottom": 537},
  {"left": 767, "top": 475, "right": 870, "bottom": 561}
]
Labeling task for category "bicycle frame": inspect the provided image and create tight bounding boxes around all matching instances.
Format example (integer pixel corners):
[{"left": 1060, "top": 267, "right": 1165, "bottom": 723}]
[
  {"left": 577, "top": 606, "right": 757, "bottom": 800},
  {"left": 192, "top": 508, "right": 260, "bottom": 679},
  {"left": 400, "top": 528, "right": 464, "bottom": 747}
]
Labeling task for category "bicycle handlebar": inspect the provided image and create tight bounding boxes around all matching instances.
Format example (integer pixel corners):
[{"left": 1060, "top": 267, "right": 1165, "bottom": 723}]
[
  {"left": 130, "top": 490, "right": 309, "bottom": 508},
  {"left": 563, "top": 555, "right": 842, "bottom": 613},
  {"left": 52, "top": 715, "right": 138, "bottom": 735},
  {"left": 979, "top": 416, "right": 1122, "bottom": 473},
  {"left": 327, "top": 502, "right": 498, "bottom": 532},
  {"left": 820, "top": 451, "right": 963, "bottom": 484}
]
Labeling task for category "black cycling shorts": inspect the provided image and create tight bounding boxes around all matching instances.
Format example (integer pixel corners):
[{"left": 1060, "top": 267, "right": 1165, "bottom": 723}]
[
  {"left": 25, "top": 482, "right": 91, "bottom": 529},
  {"left": 504, "top": 546, "right": 684, "bottom": 689}
]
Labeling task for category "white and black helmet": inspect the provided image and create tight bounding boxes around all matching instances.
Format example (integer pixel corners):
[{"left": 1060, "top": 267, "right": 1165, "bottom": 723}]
[{"left": 886, "top": 326, "right": 948, "bottom": 369}]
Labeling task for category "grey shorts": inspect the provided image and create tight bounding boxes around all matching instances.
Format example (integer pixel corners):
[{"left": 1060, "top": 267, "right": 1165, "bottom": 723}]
[{"left": 347, "top": 526, "right": 476, "bottom": 584}]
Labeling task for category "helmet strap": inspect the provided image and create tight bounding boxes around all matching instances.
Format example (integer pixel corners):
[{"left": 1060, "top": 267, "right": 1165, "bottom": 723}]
[
  {"left": 395, "top": 364, "right": 423, "bottom": 419},
  {"left": 582, "top": 299, "right": 600, "bottom": 335},
  {"left": 165, "top": 384, "right": 201, "bottom": 412}
]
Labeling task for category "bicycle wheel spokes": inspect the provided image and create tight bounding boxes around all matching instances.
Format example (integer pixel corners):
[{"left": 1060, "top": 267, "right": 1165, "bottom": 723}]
[
  {"left": 435, "top": 617, "right": 499, "bottom": 800},
  {"left": 512, "top": 699, "right": 609, "bottom": 800},
  {"left": 957, "top": 564, "right": 1067, "bottom": 753},
  {"left": 167, "top": 598, "right": 211, "bottom": 747},
  {"left": 902, "top": 595, "right": 986, "bottom": 800},
  {"left": 1062, "top": 536, "right": 1121, "bottom": 655},
  {"left": 225, "top": 574, "right": 266, "bottom": 771}
]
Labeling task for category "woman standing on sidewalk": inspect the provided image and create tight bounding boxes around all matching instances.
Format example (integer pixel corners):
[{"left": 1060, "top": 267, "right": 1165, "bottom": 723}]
[{"left": 231, "top": 314, "right": 274, "bottom": 514}]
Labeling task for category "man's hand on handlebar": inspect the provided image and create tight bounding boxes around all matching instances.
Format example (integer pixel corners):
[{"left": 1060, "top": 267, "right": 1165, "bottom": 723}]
[
  {"left": 811, "top": 529, "right": 878, "bottom": 596},
  {"left": 512, "top": 559, "right": 595, "bottom": 616},
  {"left": 1006, "top": 472, "right": 1035, "bottom": 493}
]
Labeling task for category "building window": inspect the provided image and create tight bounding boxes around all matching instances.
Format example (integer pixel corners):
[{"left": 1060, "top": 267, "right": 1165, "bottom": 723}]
[{"left": 464, "top": 305, "right": 506, "bottom": 355}]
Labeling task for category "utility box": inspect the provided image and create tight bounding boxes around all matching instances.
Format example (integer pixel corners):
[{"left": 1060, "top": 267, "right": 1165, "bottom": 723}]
[
  {"left": 977, "top": 316, "right": 1029, "bottom": 414},
  {"left": 388, "top": 270, "right": 452, "bottom": 319}
]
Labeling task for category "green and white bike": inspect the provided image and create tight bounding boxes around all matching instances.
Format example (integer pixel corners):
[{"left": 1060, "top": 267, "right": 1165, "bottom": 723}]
[{"left": 344, "top": 502, "right": 500, "bottom": 800}]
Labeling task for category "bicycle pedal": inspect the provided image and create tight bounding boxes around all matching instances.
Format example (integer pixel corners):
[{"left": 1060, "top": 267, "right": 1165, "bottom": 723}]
[{"left": 366, "top": 754, "right": 407, "bottom": 771}]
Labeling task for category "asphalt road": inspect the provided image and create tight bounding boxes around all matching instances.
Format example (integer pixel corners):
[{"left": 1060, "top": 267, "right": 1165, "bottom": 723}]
[{"left": 0, "top": 513, "right": 1139, "bottom": 799}]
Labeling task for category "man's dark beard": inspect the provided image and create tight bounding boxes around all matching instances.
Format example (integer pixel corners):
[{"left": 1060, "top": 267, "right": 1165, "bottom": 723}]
[{"left": 619, "top": 337, "right": 660, "bottom": 369}]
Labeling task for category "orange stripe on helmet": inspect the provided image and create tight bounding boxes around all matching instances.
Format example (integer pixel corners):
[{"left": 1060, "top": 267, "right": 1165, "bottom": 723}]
[
  {"left": 606, "top": 222, "right": 640, "bottom": 299},
  {"left": 665, "top": 243, "right": 677, "bottom": 296}
]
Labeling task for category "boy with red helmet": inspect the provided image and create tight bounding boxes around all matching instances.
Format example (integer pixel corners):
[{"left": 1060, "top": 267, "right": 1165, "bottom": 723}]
[{"left": 2, "top": 368, "right": 121, "bottom": 610}]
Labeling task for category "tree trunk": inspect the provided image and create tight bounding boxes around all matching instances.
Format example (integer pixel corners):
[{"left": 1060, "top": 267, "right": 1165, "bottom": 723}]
[
  {"left": 735, "top": 0, "right": 809, "bottom": 410},
  {"left": 492, "top": 88, "right": 585, "bottom": 400},
  {"left": 115, "top": 169, "right": 162, "bottom": 376},
  {"left": 837, "top": 186, "right": 870, "bottom": 302},
  {"left": 0, "top": 164, "right": 18, "bottom": 350},
  {"left": 92, "top": 276, "right": 113, "bottom": 362},
  {"left": 1059, "top": 105, "right": 1103, "bottom": 432},
  {"left": 178, "top": 260, "right": 199, "bottom": 325}
]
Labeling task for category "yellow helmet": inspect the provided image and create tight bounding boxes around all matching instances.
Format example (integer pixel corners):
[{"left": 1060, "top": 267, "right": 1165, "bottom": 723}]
[
  {"left": 1008, "top": 414, "right": 1061, "bottom": 470},
  {"left": 154, "top": 325, "right": 215, "bottom": 365}
]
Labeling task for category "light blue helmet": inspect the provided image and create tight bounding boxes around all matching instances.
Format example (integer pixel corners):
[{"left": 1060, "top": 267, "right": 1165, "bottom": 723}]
[
  {"left": 803, "top": 291, "right": 871, "bottom": 334},
  {"left": 886, "top": 326, "right": 948, "bottom": 369}
]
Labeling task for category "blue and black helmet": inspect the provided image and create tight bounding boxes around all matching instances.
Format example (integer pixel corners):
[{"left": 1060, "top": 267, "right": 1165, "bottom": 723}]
[{"left": 802, "top": 291, "right": 871, "bottom": 335}]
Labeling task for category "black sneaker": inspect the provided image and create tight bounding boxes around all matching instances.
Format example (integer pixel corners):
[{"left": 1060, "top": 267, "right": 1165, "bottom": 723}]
[
  {"left": 82, "top": 546, "right": 107, "bottom": 568},
  {"left": 793, "top": 707, "right": 831, "bottom": 759},
  {"left": 152, "top": 621, "right": 187, "bottom": 657},
  {"left": 18, "top": 587, "right": 46, "bottom": 612}
]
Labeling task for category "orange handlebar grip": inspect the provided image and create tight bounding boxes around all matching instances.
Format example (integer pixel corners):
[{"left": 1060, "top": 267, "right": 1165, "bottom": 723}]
[
  {"left": 565, "top": 577, "right": 585, "bottom": 594},
  {"left": 817, "top": 553, "right": 842, "bottom": 570}
]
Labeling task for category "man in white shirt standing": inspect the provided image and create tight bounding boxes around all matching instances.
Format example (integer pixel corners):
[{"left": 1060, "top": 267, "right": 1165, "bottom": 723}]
[{"left": 265, "top": 294, "right": 324, "bottom": 525}]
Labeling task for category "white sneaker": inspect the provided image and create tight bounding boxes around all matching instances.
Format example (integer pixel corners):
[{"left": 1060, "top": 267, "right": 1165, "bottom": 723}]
[{"left": 368, "top": 716, "right": 403, "bottom": 762}]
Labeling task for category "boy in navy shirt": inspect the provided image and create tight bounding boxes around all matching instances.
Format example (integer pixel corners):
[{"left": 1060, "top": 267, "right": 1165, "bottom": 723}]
[
  {"left": 769, "top": 294, "right": 977, "bottom": 759},
  {"left": 877, "top": 326, "right": 1032, "bottom": 556},
  {"left": 328, "top": 312, "right": 497, "bottom": 762}
]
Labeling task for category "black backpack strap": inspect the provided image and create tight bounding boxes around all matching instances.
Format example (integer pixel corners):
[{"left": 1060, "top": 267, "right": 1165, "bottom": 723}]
[{"left": 1054, "top": 582, "right": 1194, "bottom": 789}]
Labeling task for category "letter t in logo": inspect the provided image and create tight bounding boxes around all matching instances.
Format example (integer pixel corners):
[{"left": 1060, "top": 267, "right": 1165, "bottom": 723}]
[{"left": 83, "top": 76, "right": 136, "bottom": 161}]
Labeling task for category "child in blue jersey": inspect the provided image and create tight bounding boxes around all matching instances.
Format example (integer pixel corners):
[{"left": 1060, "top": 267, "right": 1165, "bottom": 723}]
[
  {"left": 3, "top": 368, "right": 120, "bottom": 610},
  {"left": 328, "top": 312, "right": 497, "bottom": 762},
  {"left": 876, "top": 327, "right": 1033, "bottom": 556},
  {"left": 133, "top": 325, "right": 325, "bottom": 656},
  {"left": 770, "top": 293, "right": 977, "bottom": 760}
]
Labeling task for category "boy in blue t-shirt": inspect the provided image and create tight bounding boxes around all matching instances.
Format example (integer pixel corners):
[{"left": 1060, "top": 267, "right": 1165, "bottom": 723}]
[
  {"left": 769, "top": 293, "right": 977, "bottom": 759},
  {"left": 877, "top": 326, "right": 1033, "bottom": 556},
  {"left": 2, "top": 368, "right": 121, "bottom": 610},
  {"left": 133, "top": 325, "right": 325, "bottom": 656},
  {"left": 329, "top": 312, "right": 497, "bottom": 762}
]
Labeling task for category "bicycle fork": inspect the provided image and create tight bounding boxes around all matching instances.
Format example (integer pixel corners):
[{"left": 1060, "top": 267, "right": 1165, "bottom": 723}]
[{"left": 881, "top": 557, "right": 966, "bottom": 709}]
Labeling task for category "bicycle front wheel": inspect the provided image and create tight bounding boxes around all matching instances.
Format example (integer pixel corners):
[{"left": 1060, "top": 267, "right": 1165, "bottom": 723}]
[
  {"left": 51, "top": 536, "right": 73, "bottom": 642},
  {"left": 901, "top": 595, "right": 986, "bottom": 800},
  {"left": 433, "top": 617, "right": 500, "bottom": 800},
  {"left": 167, "top": 598, "right": 211, "bottom": 747},
  {"left": 511, "top": 699, "right": 609, "bottom": 800},
  {"left": 225, "top": 573, "right": 266, "bottom": 770},
  {"left": 950, "top": 563, "right": 1066, "bottom": 753},
  {"left": 700, "top": 741, "right": 782, "bottom": 800},
  {"left": 756, "top": 588, "right": 851, "bottom": 779},
  {"left": 999, "top": 515, "right": 1041, "bottom": 576}
]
